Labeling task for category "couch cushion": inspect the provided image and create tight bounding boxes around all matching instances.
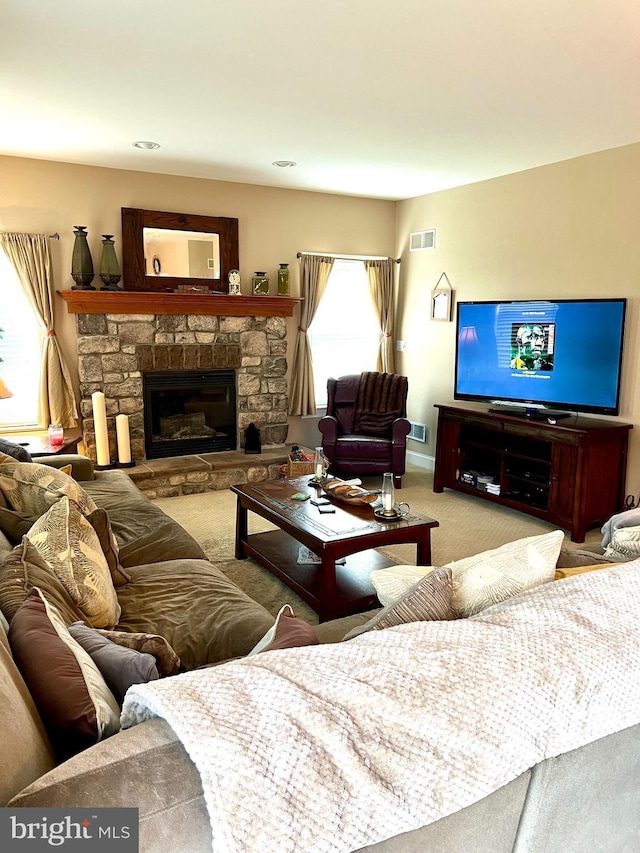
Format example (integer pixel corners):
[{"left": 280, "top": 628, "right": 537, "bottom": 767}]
[
  {"left": 115, "top": 559, "right": 275, "bottom": 669},
  {"left": 8, "top": 717, "right": 213, "bottom": 852},
  {"left": 68, "top": 622, "right": 159, "bottom": 705},
  {"left": 335, "top": 435, "right": 392, "bottom": 461},
  {"left": 83, "top": 471, "right": 207, "bottom": 567},
  {"left": 0, "top": 537, "right": 85, "bottom": 626},
  {"left": 343, "top": 567, "right": 456, "bottom": 640},
  {"left": 26, "top": 497, "right": 121, "bottom": 629},
  {"left": 0, "top": 615, "right": 56, "bottom": 805},
  {"left": 0, "top": 458, "right": 97, "bottom": 516},
  {"left": 8, "top": 589, "right": 120, "bottom": 761}
]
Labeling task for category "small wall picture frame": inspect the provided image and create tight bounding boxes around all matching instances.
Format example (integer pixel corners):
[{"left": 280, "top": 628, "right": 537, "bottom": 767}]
[{"left": 430, "top": 273, "right": 453, "bottom": 322}]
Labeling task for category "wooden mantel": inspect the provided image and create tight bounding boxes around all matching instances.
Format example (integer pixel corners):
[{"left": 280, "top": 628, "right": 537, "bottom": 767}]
[{"left": 58, "top": 290, "right": 303, "bottom": 317}]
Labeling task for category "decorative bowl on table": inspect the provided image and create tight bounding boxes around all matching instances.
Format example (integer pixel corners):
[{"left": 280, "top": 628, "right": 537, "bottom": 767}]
[{"left": 321, "top": 477, "right": 379, "bottom": 506}]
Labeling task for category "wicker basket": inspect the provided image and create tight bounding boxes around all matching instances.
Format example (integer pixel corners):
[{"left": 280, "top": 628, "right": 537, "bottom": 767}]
[{"left": 285, "top": 454, "right": 316, "bottom": 478}]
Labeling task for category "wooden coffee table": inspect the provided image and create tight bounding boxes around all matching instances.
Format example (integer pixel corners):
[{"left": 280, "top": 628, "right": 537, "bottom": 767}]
[{"left": 231, "top": 477, "right": 439, "bottom": 622}]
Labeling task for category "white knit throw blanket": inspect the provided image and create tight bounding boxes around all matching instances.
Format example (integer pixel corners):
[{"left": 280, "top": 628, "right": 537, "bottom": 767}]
[{"left": 121, "top": 562, "right": 640, "bottom": 853}]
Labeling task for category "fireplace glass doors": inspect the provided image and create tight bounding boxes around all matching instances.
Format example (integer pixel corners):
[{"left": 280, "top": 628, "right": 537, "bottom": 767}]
[{"left": 142, "top": 370, "right": 236, "bottom": 459}]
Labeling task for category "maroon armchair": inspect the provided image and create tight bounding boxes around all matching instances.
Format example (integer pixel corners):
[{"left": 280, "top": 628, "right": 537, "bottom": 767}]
[{"left": 318, "top": 373, "right": 411, "bottom": 488}]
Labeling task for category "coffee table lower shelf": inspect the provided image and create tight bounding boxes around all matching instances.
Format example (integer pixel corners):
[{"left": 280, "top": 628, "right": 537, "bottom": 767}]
[{"left": 240, "top": 529, "right": 395, "bottom": 621}]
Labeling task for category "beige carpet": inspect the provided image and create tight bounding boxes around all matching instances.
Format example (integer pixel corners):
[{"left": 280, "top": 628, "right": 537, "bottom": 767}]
[{"left": 153, "top": 465, "right": 603, "bottom": 625}]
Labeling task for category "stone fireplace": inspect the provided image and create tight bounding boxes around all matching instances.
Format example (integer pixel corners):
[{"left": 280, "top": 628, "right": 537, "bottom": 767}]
[{"left": 74, "top": 310, "right": 290, "bottom": 464}]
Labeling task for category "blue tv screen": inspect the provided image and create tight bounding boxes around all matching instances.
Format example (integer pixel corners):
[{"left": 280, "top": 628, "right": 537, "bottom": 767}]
[{"left": 454, "top": 299, "right": 627, "bottom": 415}]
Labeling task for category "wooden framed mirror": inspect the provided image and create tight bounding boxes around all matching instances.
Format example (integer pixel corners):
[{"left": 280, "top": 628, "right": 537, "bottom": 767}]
[{"left": 122, "top": 208, "right": 239, "bottom": 294}]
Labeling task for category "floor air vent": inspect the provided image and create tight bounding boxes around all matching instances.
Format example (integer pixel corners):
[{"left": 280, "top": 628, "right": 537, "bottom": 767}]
[{"left": 409, "top": 422, "right": 427, "bottom": 442}]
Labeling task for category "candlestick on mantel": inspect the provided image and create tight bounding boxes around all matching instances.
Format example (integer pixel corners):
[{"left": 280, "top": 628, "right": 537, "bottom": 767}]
[
  {"left": 91, "top": 391, "right": 112, "bottom": 469},
  {"left": 115, "top": 413, "right": 135, "bottom": 467}
]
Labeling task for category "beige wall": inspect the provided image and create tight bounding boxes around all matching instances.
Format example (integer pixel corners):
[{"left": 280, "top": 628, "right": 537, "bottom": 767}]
[
  {"left": 0, "top": 155, "right": 396, "bottom": 449},
  {"left": 2, "top": 146, "right": 639, "bottom": 491},
  {"left": 395, "top": 142, "right": 640, "bottom": 490}
]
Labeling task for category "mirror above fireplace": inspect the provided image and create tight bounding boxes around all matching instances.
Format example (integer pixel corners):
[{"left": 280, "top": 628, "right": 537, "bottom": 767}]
[{"left": 122, "top": 207, "right": 239, "bottom": 294}]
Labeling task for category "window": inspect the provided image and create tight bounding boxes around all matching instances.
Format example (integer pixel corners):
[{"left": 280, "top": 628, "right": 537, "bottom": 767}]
[
  {"left": 307, "top": 259, "right": 380, "bottom": 408},
  {"left": 0, "top": 251, "right": 42, "bottom": 428}
]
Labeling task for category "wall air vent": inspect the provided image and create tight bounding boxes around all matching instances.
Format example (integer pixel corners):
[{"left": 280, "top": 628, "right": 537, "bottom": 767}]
[
  {"left": 409, "top": 230, "right": 435, "bottom": 252},
  {"left": 409, "top": 422, "right": 427, "bottom": 442}
]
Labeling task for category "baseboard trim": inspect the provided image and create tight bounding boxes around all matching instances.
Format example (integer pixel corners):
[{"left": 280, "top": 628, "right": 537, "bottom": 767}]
[{"left": 406, "top": 449, "right": 435, "bottom": 471}]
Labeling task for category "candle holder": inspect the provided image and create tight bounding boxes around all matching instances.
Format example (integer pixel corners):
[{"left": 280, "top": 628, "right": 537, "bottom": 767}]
[
  {"left": 308, "top": 446, "right": 327, "bottom": 485},
  {"left": 380, "top": 472, "right": 397, "bottom": 517},
  {"left": 48, "top": 423, "right": 64, "bottom": 447}
]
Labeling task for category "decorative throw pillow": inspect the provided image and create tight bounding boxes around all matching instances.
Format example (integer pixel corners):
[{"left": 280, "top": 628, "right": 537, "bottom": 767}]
[
  {"left": 371, "top": 564, "right": 433, "bottom": 607},
  {"left": 0, "top": 458, "right": 97, "bottom": 517},
  {"left": 8, "top": 589, "right": 120, "bottom": 760},
  {"left": 343, "top": 567, "right": 456, "bottom": 640},
  {"left": 247, "top": 604, "right": 319, "bottom": 655},
  {"left": 0, "top": 438, "right": 32, "bottom": 462},
  {"left": 26, "top": 497, "right": 121, "bottom": 628},
  {"left": 445, "top": 529, "right": 564, "bottom": 617},
  {"left": 603, "top": 525, "right": 640, "bottom": 560},
  {"left": 68, "top": 622, "right": 159, "bottom": 705},
  {"left": 0, "top": 506, "right": 39, "bottom": 545},
  {"left": 93, "top": 629, "right": 181, "bottom": 677},
  {"left": 0, "top": 537, "right": 85, "bottom": 626},
  {"left": 86, "top": 508, "right": 131, "bottom": 587}
]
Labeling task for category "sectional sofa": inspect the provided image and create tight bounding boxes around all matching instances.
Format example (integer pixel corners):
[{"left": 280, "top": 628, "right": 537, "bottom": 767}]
[{"left": 1, "top": 454, "right": 639, "bottom": 852}]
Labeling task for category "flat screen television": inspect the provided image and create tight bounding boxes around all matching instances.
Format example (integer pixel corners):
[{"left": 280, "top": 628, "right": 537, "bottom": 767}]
[{"left": 454, "top": 298, "right": 627, "bottom": 418}]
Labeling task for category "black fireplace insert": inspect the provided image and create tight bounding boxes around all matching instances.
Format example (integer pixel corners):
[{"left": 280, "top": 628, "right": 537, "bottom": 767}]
[{"left": 142, "top": 370, "right": 236, "bottom": 459}]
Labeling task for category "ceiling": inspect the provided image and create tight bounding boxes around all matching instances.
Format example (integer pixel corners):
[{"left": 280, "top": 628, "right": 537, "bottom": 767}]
[{"left": 3, "top": 0, "right": 640, "bottom": 201}]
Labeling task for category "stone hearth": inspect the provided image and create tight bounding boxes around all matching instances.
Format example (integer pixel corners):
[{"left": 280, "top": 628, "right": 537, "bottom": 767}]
[
  {"left": 76, "top": 312, "right": 289, "bottom": 464},
  {"left": 126, "top": 446, "right": 290, "bottom": 499}
]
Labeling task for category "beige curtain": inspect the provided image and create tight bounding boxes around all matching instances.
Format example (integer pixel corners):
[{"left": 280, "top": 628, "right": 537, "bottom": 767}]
[
  {"left": 365, "top": 258, "right": 396, "bottom": 372},
  {"left": 288, "top": 254, "right": 335, "bottom": 416},
  {"left": 0, "top": 232, "right": 78, "bottom": 427}
]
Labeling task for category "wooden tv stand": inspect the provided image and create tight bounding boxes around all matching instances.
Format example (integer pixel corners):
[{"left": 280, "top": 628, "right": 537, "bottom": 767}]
[{"left": 433, "top": 403, "right": 632, "bottom": 542}]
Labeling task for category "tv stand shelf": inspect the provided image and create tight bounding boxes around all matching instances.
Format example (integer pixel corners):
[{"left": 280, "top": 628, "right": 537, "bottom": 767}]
[{"left": 433, "top": 403, "right": 632, "bottom": 542}]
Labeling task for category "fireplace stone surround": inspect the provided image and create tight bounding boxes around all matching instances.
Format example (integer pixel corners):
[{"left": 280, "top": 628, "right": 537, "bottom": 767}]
[{"left": 75, "top": 311, "right": 290, "bottom": 471}]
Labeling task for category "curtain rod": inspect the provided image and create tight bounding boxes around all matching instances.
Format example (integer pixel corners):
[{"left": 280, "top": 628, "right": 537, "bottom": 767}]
[
  {"left": 49, "top": 233, "right": 60, "bottom": 240},
  {"left": 297, "top": 251, "right": 400, "bottom": 263}
]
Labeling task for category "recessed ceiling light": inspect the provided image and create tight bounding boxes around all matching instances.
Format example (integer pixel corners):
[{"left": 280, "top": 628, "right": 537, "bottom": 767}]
[
  {"left": 272, "top": 160, "right": 297, "bottom": 168},
  {"left": 133, "top": 141, "right": 160, "bottom": 150}
]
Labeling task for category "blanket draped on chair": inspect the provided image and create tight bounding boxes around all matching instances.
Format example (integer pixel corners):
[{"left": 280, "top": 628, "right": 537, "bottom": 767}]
[
  {"left": 352, "top": 371, "right": 407, "bottom": 437},
  {"left": 121, "top": 562, "right": 640, "bottom": 853}
]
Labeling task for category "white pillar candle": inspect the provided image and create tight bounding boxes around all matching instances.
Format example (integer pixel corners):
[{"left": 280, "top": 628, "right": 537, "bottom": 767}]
[
  {"left": 116, "top": 414, "right": 132, "bottom": 464},
  {"left": 91, "top": 391, "right": 110, "bottom": 466}
]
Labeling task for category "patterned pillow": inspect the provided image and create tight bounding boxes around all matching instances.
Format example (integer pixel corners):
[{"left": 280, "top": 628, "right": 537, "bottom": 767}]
[
  {"left": 343, "top": 567, "right": 456, "bottom": 640},
  {"left": 0, "top": 537, "right": 85, "bottom": 626},
  {"left": 8, "top": 589, "right": 120, "bottom": 760},
  {"left": 26, "top": 497, "right": 121, "bottom": 629},
  {"left": 371, "top": 565, "right": 432, "bottom": 607},
  {"left": 0, "top": 458, "right": 97, "bottom": 517},
  {"left": 603, "top": 526, "right": 640, "bottom": 560},
  {"left": 445, "top": 530, "right": 564, "bottom": 617}
]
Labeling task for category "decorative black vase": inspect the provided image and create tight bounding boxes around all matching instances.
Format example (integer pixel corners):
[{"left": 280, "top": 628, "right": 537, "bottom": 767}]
[
  {"left": 71, "top": 226, "right": 96, "bottom": 290},
  {"left": 99, "top": 234, "right": 122, "bottom": 291}
]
